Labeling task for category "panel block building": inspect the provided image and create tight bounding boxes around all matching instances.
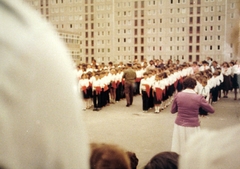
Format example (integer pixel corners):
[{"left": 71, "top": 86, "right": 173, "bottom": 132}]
[{"left": 24, "top": 0, "right": 240, "bottom": 64}]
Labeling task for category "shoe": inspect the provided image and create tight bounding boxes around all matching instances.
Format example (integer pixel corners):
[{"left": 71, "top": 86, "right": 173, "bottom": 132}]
[
  {"left": 93, "top": 108, "right": 98, "bottom": 111},
  {"left": 126, "top": 104, "right": 130, "bottom": 107}
]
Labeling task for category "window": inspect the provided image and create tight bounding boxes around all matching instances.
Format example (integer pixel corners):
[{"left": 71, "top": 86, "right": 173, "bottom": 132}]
[
  {"left": 197, "top": 7, "right": 201, "bottom": 14},
  {"left": 210, "top": 26, "right": 213, "bottom": 31},
  {"left": 210, "top": 16, "right": 214, "bottom": 21},
  {"left": 135, "top": 10, "right": 138, "bottom": 17},
  {"left": 134, "top": 1, "right": 138, "bottom": 8},
  {"left": 210, "top": 6, "right": 214, "bottom": 12},
  {"left": 189, "top": 55, "right": 192, "bottom": 62},
  {"left": 190, "top": 7, "right": 193, "bottom": 14},
  {"left": 196, "top": 55, "right": 200, "bottom": 62},
  {"left": 197, "top": 17, "right": 200, "bottom": 24},
  {"left": 196, "top": 26, "right": 200, "bottom": 33},
  {"left": 189, "top": 36, "right": 193, "bottom": 43},
  {"left": 141, "top": 1, "right": 144, "bottom": 8},
  {"left": 196, "top": 46, "right": 200, "bottom": 52},
  {"left": 189, "top": 27, "right": 193, "bottom": 34},
  {"left": 189, "top": 17, "right": 193, "bottom": 24},
  {"left": 196, "top": 36, "right": 200, "bottom": 43},
  {"left": 189, "top": 46, "right": 192, "bottom": 53},
  {"left": 134, "top": 29, "right": 138, "bottom": 35},
  {"left": 135, "top": 20, "right": 138, "bottom": 26}
]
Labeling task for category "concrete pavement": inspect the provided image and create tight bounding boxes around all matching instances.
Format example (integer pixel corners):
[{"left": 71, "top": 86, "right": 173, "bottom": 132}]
[{"left": 82, "top": 91, "right": 240, "bottom": 168}]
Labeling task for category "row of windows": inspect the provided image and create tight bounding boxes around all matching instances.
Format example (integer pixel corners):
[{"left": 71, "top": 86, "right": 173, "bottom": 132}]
[
  {"left": 104, "top": 36, "right": 222, "bottom": 44},
  {"left": 64, "top": 34, "right": 223, "bottom": 47},
  {"left": 35, "top": 0, "right": 236, "bottom": 11},
  {"left": 113, "top": 45, "right": 222, "bottom": 52},
  {"left": 117, "top": 0, "right": 233, "bottom": 7},
  {"left": 49, "top": 14, "right": 229, "bottom": 26},
  {"left": 40, "top": 4, "right": 232, "bottom": 14}
]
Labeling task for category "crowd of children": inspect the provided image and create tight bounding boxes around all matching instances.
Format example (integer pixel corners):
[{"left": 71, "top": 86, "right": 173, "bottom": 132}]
[{"left": 76, "top": 58, "right": 240, "bottom": 114}]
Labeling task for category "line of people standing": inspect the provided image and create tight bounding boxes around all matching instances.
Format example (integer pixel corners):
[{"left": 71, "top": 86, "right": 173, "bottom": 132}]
[{"left": 76, "top": 58, "right": 240, "bottom": 112}]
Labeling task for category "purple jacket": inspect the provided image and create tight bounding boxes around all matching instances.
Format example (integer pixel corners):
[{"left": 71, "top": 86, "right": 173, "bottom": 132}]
[{"left": 171, "top": 89, "right": 214, "bottom": 127}]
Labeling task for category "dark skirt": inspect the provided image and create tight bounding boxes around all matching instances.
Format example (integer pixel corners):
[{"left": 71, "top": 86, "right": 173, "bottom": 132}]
[
  {"left": 82, "top": 91, "right": 89, "bottom": 99},
  {"left": 162, "top": 87, "right": 168, "bottom": 101},
  {"left": 199, "top": 96, "right": 208, "bottom": 116},
  {"left": 168, "top": 84, "right": 175, "bottom": 97},
  {"left": 153, "top": 92, "right": 161, "bottom": 105},
  {"left": 87, "top": 87, "right": 92, "bottom": 98},
  {"left": 222, "top": 75, "right": 232, "bottom": 91},
  {"left": 199, "top": 107, "right": 208, "bottom": 116},
  {"left": 232, "top": 74, "right": 239, "bottom": 89}
]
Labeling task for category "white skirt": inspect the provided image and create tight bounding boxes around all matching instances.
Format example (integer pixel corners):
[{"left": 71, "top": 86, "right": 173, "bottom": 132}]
[{"left": 171, "top": 123, "right": 200, "bottom": 155}]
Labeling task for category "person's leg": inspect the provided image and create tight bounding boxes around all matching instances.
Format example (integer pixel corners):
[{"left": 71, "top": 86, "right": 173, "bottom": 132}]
[
  {"left": 124, "top": 83, "right": 130, "bottom": 106},
  {"left": 93, "top": 91, "right": 97, "bottom": 110},
  {"left": 129, "top": 83, "right": 134, "bottom": 105}
]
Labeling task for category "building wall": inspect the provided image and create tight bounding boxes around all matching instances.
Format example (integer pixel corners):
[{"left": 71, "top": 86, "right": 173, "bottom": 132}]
[{"left": 24, "top": 0, "right": 239, "bottom": 64}]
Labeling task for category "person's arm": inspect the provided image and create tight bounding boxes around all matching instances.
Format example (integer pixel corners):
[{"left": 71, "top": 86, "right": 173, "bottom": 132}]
[
  {"left": 139, "top": 80, "right": 143, "bottom": 95},
  {"left": 200, "top": 96, "right": 214, "bottom": 113},
  {"left": 171, "top": 94, "right": 178, "bottom": 114},
  {"left": 122, "top": 71, "right": 126, "bottom": 79}
]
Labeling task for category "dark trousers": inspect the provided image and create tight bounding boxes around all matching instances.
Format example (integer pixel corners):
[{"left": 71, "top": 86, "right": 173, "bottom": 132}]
[
  {"left": 142, "top": 91, "right": 149, "bottom": 111},
  {"left": 135, "top": 81, "right": 140, "bottom": 95},
  {"left": 148, "top": 88, "right": 154, "bottom": 108},
  {"left": 116, "top": 83, "right": 122, "bottom": 101},
  {"left": 124, "top": 82, "right": 134, "bottom": 105},
  {"left": 93, "top": 91, "right": 101, "bottom": 108},
  {"left": 212, "top": 87, "right": 218, "bottom": 102},
  {"left": 101, "top": 89, "right": 108, "bottom": 107}
]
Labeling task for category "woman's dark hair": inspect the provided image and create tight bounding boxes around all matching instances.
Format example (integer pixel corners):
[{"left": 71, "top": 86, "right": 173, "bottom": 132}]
[
  {"left": 183, "top": 77, "right": 197, "bottom": 89},
  {"left": 90, "top": 143, "right": 131, "bottom": 169},
  {"left": 144, "top": 151, "right": 179, "bottom": 169},
  {"left": 126, "top": 151, "right": 139, "bottom": 169}
]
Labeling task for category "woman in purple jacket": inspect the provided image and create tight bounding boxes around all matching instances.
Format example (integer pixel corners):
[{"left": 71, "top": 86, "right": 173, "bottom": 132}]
[{"left": 171, "top": 77, "right": 214, "bottom": 154}]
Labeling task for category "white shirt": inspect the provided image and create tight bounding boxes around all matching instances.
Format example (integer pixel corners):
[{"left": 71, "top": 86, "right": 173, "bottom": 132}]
[
  {"left": 139, "top": 78, "right": 152, "bottom": 94},
  {"left": 221, "top": 67, "right": 231, "bottom": 76},
  {"left": 232, "top": 65, "right": 240, "bottom": 74},
  {"left": 198, "top": 85, "right": 210, "bottom": 102},
  {"left": 199, "top": 65, "right": 210, "bottom": 72}
]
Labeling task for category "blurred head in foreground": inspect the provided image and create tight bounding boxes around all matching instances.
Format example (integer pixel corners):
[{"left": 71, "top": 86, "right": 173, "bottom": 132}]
[
  {"left": 0, "top": 0, "right": 89, "bottom": 168},
  {"left": 144, "top": 151, "right": 179, "bottom": 169},
  {"left": 90, "top": 143, "right": 131, "bottom": 169},
  {"left": 180, "top": 125, "right": 240, "bottom": 169}
]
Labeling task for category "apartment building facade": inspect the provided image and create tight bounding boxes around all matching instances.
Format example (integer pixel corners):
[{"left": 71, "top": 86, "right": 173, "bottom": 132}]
[{"left": 24, "top": 0, "right": 239, "bottom": 64}]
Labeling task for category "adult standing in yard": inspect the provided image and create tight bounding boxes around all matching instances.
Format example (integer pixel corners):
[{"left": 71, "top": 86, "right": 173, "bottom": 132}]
[
  {"left": 170, "top": 77, "right": 214, "bottom": 155},
  {"left": 123, "top": 62, "right": 136, "bottom": 107}
]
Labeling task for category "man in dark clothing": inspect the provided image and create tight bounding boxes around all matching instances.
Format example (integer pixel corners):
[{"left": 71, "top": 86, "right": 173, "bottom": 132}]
[{"left": 123, "top": 63, "right": 136, "bottom": 107}]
